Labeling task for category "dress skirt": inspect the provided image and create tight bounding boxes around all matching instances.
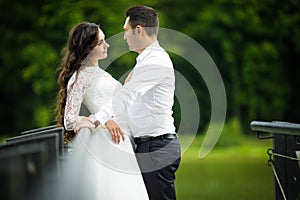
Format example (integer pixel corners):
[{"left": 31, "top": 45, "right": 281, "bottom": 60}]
[{"left": 57, "top": 127, "right": 149, "bottom": 200}]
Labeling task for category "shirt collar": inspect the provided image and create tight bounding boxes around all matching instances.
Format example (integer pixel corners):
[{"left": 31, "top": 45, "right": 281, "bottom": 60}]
[{"left": 136, "top": 41, "right": 160, "bottom": 64}]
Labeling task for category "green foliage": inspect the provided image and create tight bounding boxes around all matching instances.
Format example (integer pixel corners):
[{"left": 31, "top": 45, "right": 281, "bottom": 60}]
[
  {"left": 33, "top": 105, "right": 54, "bottom": 127},
  {"left": 1, "top": 0, "right": 300, "bottom": 136},
  {"left": 215, "top": 117, "right": 244, "bottom": 148},
  {"left": 242, "top": 41, "right": 289, "bottom": 121},
  {"left": 21, "top": 43, "right": 58, "bottom": 94}
]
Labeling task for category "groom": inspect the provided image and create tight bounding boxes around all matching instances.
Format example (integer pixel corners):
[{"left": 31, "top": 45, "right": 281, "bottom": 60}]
[
  {"left": 118, "top": 6, "right": 181, "bottom": 199},
  {"left": 77, "top": 5, "right": 181, "bottom": 199}
]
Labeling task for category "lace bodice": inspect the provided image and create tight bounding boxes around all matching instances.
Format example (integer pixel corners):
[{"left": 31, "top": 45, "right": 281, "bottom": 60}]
[{"left": 64, "top": 66, "right": 121, "bottom": 130}]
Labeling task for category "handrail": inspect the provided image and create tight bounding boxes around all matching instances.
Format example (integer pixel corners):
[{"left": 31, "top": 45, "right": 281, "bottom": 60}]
[{"left": 250, "top": 121, "right": 300, "bottom": 136}]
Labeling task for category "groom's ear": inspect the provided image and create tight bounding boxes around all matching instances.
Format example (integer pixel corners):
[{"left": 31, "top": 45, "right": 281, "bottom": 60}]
[{"left": 136, "top": 25, "right": 143, "bottom": 34}]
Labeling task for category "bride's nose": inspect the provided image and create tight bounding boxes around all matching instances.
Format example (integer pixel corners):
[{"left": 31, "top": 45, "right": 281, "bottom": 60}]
[{"left": 105, "top": 41, "right": 110, "bottom": 49}]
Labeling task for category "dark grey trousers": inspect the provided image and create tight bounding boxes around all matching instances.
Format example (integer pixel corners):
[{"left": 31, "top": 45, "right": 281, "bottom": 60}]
[{"left": 135, "top": 137, "right": 181, "bottom": 200}]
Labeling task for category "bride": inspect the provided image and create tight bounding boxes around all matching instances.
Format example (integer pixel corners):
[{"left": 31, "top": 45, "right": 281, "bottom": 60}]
[{"left": 55, "top": 22, "right": 149, "bottom": 200}]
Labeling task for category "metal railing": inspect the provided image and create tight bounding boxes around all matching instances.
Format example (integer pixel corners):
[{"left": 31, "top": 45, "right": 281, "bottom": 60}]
[
  {"left": 250, "top": 120, "right": 300, "bottom": 200},
  {"left": 250, "top": 121, "right": 300, "bottom": 136},
  {"left": 0, "top": 126, "right": 66, "bottom": 200}
]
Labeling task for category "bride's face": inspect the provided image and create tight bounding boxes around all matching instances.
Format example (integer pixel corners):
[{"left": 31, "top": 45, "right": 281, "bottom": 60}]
[{"left": 89, "top": 28, "right": 110, "bottom": 61}]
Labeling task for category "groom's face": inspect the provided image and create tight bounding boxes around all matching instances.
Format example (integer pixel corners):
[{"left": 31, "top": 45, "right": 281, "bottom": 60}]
[{"left": 123, "top": 17, "right": 143, "bottom": 53}]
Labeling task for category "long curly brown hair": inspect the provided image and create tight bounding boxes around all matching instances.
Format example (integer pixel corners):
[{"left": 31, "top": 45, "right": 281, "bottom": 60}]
[{"left": 55, "top": 22, "right": 100, "bottom": 143}]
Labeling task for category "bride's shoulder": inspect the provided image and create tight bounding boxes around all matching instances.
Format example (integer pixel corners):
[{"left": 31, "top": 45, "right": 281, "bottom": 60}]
[{"left": 68, "top": 67, "right": 98, "bottom": 88}]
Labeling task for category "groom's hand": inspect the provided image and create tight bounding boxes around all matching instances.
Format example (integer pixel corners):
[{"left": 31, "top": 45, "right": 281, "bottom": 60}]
[{"left": 105, "top": 119, "right": 125, "bottom": 144}]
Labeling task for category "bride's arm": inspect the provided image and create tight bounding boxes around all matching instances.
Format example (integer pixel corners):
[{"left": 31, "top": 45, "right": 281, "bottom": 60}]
[{"left": 64, "top": 73, "right": 92, "bottom": 131}]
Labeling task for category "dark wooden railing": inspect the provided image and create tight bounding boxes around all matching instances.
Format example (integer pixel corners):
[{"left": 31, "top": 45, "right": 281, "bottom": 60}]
[{"left": 250, "top": 121, "right": 300, "bottom": 200}]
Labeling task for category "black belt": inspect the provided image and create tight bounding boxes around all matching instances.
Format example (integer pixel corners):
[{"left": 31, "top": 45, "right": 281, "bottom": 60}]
[{"left": 134, "top": 133, "right": 178, "bottom": 145}]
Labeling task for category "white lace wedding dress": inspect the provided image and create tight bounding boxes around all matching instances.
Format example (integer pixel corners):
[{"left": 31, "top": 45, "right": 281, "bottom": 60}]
[{"left": 58, "top": 66, "right": 149, "bottom": 200}]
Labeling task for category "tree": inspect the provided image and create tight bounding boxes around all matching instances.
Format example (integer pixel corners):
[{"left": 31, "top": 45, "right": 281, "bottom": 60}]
[{"left": 1, "top": 0, "right": 299, "bottom": 137}]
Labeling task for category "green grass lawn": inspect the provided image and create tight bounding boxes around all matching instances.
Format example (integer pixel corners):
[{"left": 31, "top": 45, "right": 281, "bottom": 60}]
[{"left": 176, "top": 135, "right": 274, "bottom": 200}]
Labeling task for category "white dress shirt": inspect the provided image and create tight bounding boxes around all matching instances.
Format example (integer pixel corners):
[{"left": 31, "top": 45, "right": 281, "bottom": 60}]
[{"left": 95, "top": 41, "right": 176, "bottom": 138}]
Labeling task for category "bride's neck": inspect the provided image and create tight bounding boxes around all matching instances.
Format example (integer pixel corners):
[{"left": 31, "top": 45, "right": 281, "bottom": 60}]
[
  {"left": 82, "top": 56, "right": 99, "bottom": 67},
  {"left": 83, "top": 61, "right": 98, "bottom": 67}
]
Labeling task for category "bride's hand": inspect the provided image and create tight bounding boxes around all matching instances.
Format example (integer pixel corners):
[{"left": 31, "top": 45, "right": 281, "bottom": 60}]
[
  {"left": 105, "top": 119, "right": 125, "bottom": 144},
  {"left": 74, "top": 117, "right": 94, "bottom": 134}
]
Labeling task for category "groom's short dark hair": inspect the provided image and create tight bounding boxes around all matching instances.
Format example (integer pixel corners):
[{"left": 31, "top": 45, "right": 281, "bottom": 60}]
[{"left": 125, "top": 5, "right": 159, "bottom": 37}]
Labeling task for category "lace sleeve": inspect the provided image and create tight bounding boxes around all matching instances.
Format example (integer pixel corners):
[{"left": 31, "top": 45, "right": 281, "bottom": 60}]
[{"left": 64, "top": 72, "right": 90, "bottom": 131}]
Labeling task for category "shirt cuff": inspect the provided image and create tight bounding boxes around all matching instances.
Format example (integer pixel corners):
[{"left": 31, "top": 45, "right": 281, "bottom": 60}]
[{"left": 90, "top": 112, "right": 112, "bottom": 126}]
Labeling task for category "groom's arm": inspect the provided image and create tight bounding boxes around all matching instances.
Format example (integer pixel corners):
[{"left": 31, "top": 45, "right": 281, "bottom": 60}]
[
  {"left": 91, "top": 100, "right": 113, "bottom": 126},
  {"left": 90, "top": 64, "right": 172, "bottom": 121},
  {"left": 88, "top": 64, "right": 172, "bottom": 140},
  {"left": 111, "top": 64, "right": 173, "bottom": 116}
]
